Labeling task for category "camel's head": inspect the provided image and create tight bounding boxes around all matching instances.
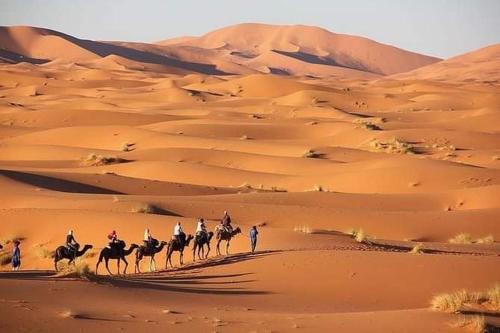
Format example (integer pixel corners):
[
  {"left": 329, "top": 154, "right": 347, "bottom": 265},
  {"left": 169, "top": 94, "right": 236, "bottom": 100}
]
[
  {"left": 130, "top": 243, "right": 140, "bottom": 249},
  {"left": 160, "top": 241, "right": 168, "bottom": 246},
  {"left": 234, "top": 227, "right": 242, "bottom": 234},
  {"left": 186, "top": 234, "right": 194, "bottom": 246},
  {"left": 207, "top": 231, "right": 214, "bottom": 239},
  {"left": 83, "top": 244, "right": 93, "bottom": 250}
]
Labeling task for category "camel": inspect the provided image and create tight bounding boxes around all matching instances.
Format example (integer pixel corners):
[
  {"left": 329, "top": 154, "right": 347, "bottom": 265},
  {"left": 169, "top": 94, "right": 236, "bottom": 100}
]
[
  {"left": 54, "top": 244, "right": 93, "bottom": 271},
  {"left": 165, "top": 234, "right": 193, "bottom": 269},
  {"left": 192, "top": 231, "right": 214, "bottom": 261},
  {"left": 215, "top": 226, "right": 241, "bottom": 255},
  {"left": 134, "top": 239, "right": 168, "bottom": 273},
  {"left": 95, "top": 241, "right": 139, "bottom": 275}
]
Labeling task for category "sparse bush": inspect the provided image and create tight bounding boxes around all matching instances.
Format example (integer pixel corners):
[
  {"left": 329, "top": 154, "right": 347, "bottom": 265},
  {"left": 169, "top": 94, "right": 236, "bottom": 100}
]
[
  {"left": 312, "top": 184, "right": 323, "bottom": 192},
  {"left": 368, "top": 138, "right": 415, "bottom": 154},
  {"left": 121, "top": 142, "right": 134, "bottom": 152},
  {"left": 348, "top": 228, "right": 368, "bottom": 243},
  {"left": 448, "top": 233, "right": 494, "bottom": 244},
  {"left": 0, "top": 234, "right": 24, "bottom": 245},
  {"left": 410, "top": 243, "right": 424, "bottom": 254},
  {"left": 56, "top": 259, "right": 93, "bottom": 279},
  {"left": 449, "top": 233, "right": 473, "bottom": 244},
  {"left": 453, "top": 315, "right": 486, "bottom": 333},
  {"left": 240, "top": 135, "right": 249, "bottom": 140},
  {"left": 476, "top": 235, "right": 494, "bottom": 244},
  {"left": 303, "top": 149, "right": 321, "bottom": 158},
  {"left": 34, "top": 244, "right": 54, "bottom": 259},
  {"left": 82, "top": 153, "right": 125, "bottom": 167},
  {"left": 132, "top": 203, "right": 160, "bottom": 214},
  {"left": 0, "top": 251, "right": 12, "bottom": 266},
  {"left": 492, "top": 155, "right": 499, "bottom": 161},
  {"left": 487, "top": 284, "right": 499, "bottom": 310}
]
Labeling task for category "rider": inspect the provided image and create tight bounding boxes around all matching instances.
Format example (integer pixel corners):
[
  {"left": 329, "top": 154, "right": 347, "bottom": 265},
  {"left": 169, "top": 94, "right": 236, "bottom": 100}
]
[
  {"left": 143, "top": 228, "right": 152, "bottom": 249},
  {"left": 196, "top": 218, "right": 207, "bottom": 240},
  {"left": 173, "top": 222, "right": 184, "bottom": 242},
  {"left": 222, "top": 210, "right": 232, "bottom": 233},
  {"left": 66, "top": 230, "right": 79, "bottom": 259},
  {"left": 108, "top": 230, "right": 119, "bottom": 248}
]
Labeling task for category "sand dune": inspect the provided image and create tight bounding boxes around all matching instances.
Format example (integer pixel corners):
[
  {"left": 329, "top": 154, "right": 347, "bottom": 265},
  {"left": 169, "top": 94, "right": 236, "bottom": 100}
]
[{"left": 0, "top": 23, "right": 499, "bottom": 333}]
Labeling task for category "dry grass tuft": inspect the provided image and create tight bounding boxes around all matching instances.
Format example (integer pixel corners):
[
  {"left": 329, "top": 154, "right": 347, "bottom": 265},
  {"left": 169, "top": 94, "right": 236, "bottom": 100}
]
[
  {"left": 0, "top": 251, "right": 12, "bottom": 266},
  {"left": 476, "top": 235, "right": 494, "bottom": 244},
  {"left": 239, "top": 135, "right": 249, "bottom": 140},
  {"left": 121, "top": 142, "right": 134, "bottom": 152},
  {"left": 431, "top": 290, "right": 484, "bottom": 313},
  {"left": 0, "top": 234, "right": 24, "bottom": 245},
  {"left": 82, "top": 153, "right": 125, "bottom": 167},
  {"left": 368, "top": 138, "right": 415, "bottom": 154},
  {"left": 453, "top": 315, "right": 486, "bottom": 333},
  {"left": 449, "top": 233, "right": 494, "bottom": 244},
  {"left": 348, "top": 228, "right": 368, "bottom": 243},
  {"left": 33, "top": 244, "right": 55, "bottom": 259},
  {"left": 56, "top": 259, "right": 93, "bottom": 279},
  {"left": 302, "top": 149, "right": 321, "bottom": 158},
  {"left": 132, "top": 203, "right": 160, "bottom": 214},
  {"left": 410, "top": 243, "right": 424, "bottom": 254},
  {"left": 487, "top": 284, "right": 499, "bottom": 310},
  {"left": 449, "top": 233, "right": 473, "bottom": 244}
]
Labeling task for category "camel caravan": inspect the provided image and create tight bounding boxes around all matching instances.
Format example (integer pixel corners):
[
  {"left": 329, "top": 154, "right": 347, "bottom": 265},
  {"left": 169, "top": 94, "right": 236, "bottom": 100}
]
[{"left": 49, "top": 211, "right": 253, "bottom": 275}]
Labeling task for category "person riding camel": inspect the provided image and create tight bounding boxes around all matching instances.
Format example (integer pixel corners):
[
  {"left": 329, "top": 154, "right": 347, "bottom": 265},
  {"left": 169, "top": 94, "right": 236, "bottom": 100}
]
[
  {"left": 222, "top": 211, "right": 232, "bottom": 233},
  {"left": 143, "top": 228, "right": 152, "bottom": 250},
  {"left": 65, "top": 230, "right": 79, "bottom": 259},
  {"left": 196, "top": 218, "right": 207, "bottom": 241},
  {"left": 108, "top": 230, "right": 119, "bottom": 248},
  {"left": 173, "top": 222, "right": 184, "bottom": 244}
]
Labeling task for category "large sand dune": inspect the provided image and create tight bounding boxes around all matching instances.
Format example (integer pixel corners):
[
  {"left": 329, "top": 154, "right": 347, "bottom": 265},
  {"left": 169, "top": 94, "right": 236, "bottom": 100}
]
[{"left": 0, "top": 23, "right": 499, "bottom": 333}]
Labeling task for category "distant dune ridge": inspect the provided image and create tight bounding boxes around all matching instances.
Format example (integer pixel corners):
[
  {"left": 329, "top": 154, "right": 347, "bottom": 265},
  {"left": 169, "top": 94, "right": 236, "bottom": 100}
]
[
  {"left": 0, "top": 21, "right": 499, "bottom": 333},
  {"left": 0, "top": 23, "right": 443, "bottom": 78}
]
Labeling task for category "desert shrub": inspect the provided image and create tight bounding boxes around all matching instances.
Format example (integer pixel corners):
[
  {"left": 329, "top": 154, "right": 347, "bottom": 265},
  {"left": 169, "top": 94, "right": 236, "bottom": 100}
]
[
  {"left": 487, "top": 284, "right": 499, "bottom": 310},
  {"left": 368, "top": 138, "right": 415, "bottom": 154},
  {"left": 56, "top": 259, "right": 93, "bottom": 279},
  {"left": 0, "top": 234, "right": 24, "bottom": 245},
  {"left": 448, "top": 234, "right": 494, "bottom": 245},
  {"left": 82, "top": 153, "right": 125, "bottom": 167},
  {"left": 449, "top": 233, "right": 473, "bottom": 244},
  {"left": 410, "top": 243, "right": 424, "bottom": 254},
  {"left": 0, "top": 251, "right": 12, "bottom": 266},
  {"left": 33, "top": 245, "right": 55, "bottom": 259},
  {"left": 312, "top": 184, "right": 323, "bottom": 192},
  {"left": 302, "top": 149, "right": 321, "bottom": 158},
  {"left": 240, "top": 135, "right": 249, "bottom": 140},
  {"left": 348, "top": 228, "right": 368, "bottom": 243},
  {"left": 453, "top": 315, "right": 486, "bottom": 333},
  {"left": 121, "top": 142, "right": 134, "bottom": 152},
  {"left": 475, "top": 235, "right": 494, "bottom": 244},
  {"left": 132, "top": 203, "right": 160, "bottom": 214}
]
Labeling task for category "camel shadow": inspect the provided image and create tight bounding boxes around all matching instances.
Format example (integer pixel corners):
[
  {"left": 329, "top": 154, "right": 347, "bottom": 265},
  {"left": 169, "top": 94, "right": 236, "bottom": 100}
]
[
  {"left": 0, "top": 270, "right": 54, "bottom": 281},
  {"left": 95, "top": 251, "right": 279, "bottom": 296}
]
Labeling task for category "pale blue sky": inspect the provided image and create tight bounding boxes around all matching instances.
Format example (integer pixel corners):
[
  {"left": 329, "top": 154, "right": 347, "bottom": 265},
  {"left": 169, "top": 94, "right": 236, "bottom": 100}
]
[{"left": 1, "top": 0, "right": 499, "bottom": 58}]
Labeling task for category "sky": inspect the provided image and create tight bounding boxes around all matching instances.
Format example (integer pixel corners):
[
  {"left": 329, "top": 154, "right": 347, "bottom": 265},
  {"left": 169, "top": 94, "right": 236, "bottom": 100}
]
[{"left": 1, "top": 0, "right": 499, "bottom": 58}]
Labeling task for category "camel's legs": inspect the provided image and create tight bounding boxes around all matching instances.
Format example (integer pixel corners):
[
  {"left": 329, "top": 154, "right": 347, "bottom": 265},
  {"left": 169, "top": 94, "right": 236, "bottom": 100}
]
[
  {"left": 226, "top": 240, "right": 230, "bottom": 255},
  {"left": 205, "top": 244, "right": 211, "bottom": 258},
  {"left": 216, "top": 239, "right": 221, "bottom": 256},
  {"left": 122, "top": 257, "right": 128, "bottom": 275},
  {"left": 105, "top": 258, "right": 112, "bottom": 275},
  {"left": 54, "top": 259, "right": 59, "bottom": 272},
  {"left": 151, "top": 256, "right": 156, "bottom": 272},
  {"left": 180, "top": 250, "right": 183, "bottom": 266},
  {"left": 192, "top": 245, "right": 197, "bottom": 262},
  {"left": 116, "top": 258, "right": 121, "bottom": 275}
]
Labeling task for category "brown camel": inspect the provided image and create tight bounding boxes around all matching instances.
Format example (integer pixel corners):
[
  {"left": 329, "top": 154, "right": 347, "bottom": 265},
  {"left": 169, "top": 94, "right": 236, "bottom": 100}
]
[
  {"left": 95, "top": 241, "right": 139, "bottom": 275},
  {"left": 54, "top": 244, "right": 93, "bottom": 271},
  {"left": 192, "top": 231, "right": 214, "bottom": 261},
  {"left": 165, "top": 234, "right": 193, "bottom": 269},
  {"left": 134, "top": 239, "right": 168, "bottom": 273},
  {"left": 215, "top": 226, "right": 241, "bottom": 255}
]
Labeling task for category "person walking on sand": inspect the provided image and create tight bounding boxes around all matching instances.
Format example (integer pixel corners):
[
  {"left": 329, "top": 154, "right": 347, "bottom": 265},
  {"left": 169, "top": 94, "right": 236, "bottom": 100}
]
[
  {"left": 12, "top": 240, "right": 21, "bottom": 271},
  {"left": 250, "top": 226, "right": 259, "bottom": 253}
]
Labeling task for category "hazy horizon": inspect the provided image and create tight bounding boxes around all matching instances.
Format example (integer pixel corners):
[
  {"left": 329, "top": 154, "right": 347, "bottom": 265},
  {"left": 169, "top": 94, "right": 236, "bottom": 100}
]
[{"left": 1, "top": 0, "right": 499, "bottom": 58}]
